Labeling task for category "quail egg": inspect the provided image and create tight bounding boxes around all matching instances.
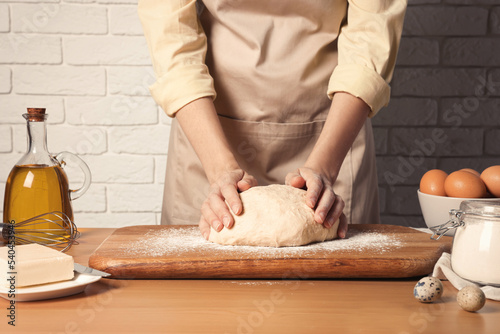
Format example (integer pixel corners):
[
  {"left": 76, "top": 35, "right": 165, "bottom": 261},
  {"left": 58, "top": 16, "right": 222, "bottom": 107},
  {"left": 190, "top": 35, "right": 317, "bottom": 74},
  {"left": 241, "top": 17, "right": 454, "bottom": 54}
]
[
  {"left": 457, "top": 286, "right": 486, "bottom": 312},
  {"left": 413, "top": 277, "right": 444, "bottom": 303}
]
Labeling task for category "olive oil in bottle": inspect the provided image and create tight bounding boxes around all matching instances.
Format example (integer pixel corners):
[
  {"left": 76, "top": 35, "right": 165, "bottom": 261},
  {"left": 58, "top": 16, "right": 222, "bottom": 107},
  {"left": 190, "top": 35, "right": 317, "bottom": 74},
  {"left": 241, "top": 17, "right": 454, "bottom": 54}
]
[
  {"left": 3, "top": 108, "right": 75, "bottom": 243},
  {"left": 3, "top": 165, "right": 74, "bottom": 231}
]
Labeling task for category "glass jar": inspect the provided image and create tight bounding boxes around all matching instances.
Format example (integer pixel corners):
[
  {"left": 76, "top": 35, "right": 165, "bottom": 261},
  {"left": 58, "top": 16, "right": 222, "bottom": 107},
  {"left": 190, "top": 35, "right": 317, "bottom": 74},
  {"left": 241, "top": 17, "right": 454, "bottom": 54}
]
[{"left": 432, "top": 200, "right": 500, "bottom": 286}]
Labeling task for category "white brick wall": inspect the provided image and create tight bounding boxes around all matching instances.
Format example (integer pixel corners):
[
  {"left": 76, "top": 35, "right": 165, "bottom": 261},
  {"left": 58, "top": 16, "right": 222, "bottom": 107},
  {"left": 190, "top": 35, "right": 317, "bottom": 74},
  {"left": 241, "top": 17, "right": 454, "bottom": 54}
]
[
  {"left": 109, "top": 6, "right": 143, "bottom": 35},
  {"left": 1, "top": 35, "right": 62, "bottom": 64},
  {"left": 11, "top": 4, "right": 107, "bottom": 34},
  {"left": 3, "top": 95, "right": 65, "bottom": 123},
  {"left": 0, "top": 4, "right": 9, "bottom": 32},
  {"left": 0, "top": 125, "right": 11, "bottom": 152},
  {"left": 0, "top": 1, "right": 166, "bottom": 228},
  {"left": 14, "top": 66, "right": 106, "bottom": 95},
  {"left": 0, "top": 66, "right": 10, "bottom": 92}
]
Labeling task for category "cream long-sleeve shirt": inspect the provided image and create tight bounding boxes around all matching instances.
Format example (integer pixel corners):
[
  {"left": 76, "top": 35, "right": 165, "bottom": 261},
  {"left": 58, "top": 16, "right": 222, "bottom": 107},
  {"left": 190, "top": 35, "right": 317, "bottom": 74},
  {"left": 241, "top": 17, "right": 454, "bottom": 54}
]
[{"left": 138, "top": 0, "right": 406, "bottom": 118}]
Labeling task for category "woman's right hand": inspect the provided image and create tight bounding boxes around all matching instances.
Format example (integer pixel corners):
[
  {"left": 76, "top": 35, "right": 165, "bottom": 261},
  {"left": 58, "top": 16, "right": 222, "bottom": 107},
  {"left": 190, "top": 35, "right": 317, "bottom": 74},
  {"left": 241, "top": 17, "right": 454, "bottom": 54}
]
[{"left": 199, "top": 169, "right": 258, "bottom": 240}]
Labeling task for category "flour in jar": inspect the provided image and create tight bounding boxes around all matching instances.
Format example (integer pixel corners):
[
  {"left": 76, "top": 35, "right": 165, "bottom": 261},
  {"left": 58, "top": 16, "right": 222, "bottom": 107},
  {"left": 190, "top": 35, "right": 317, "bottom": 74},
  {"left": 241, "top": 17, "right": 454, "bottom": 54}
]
[{"left": 451, "top": 221, "right": 500, "bottom": 285}]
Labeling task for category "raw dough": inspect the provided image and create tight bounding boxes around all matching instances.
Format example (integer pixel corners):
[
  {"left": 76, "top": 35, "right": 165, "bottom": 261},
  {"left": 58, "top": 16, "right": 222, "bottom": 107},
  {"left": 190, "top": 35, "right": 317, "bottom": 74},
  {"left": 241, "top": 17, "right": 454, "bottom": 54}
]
[{"left": 208, "top": 184, "right": 339, "bottom": 247}]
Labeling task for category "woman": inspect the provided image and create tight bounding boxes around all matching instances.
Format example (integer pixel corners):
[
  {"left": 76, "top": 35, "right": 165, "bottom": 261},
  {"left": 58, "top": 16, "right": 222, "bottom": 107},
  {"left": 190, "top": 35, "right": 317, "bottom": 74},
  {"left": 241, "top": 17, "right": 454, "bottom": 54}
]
[{"left": 138, "top": 0, "right": 406, "bottom": 239}]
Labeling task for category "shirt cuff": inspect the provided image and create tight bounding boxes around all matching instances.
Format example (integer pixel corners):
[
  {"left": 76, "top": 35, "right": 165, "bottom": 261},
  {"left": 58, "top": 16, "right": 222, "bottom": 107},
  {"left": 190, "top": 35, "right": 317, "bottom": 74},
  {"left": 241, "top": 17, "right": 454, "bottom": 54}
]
[
  {"left": 327, "top": 64, "right": 391, "bottom": 118},
  {"left": 149, "top": 63, "right": 216, "bottom": 117}
]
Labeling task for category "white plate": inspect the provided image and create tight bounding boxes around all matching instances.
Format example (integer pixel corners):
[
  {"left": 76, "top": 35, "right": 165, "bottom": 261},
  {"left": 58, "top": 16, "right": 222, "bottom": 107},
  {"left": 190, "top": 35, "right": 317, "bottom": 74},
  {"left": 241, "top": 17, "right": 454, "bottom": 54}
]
[{"left": 0, "top": 273, "right": 102, "bottom": 302}]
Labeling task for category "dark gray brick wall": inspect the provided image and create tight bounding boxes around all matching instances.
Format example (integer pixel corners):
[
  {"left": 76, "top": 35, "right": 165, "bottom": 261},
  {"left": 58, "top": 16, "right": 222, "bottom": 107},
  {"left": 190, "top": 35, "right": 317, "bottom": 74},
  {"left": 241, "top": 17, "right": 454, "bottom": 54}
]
[
  {"left": 443, "top": 38, "right": 500, "bottom": 66},
  {"left": 376, "top": 2, "right": 500, "bottom": 228},
  {"left": 373, "top": 98, "right": 438, "bottom": 126},
  {"left": 397, "top": 38, "right": 440, "bottom": 65},
  {"left": 491, "top": 7, "right": 500, "bottom": 34},
  {"left": 403, "top": 6, "right": 488, "bottom": 36},
  {"left": 392, "top": 68, "right": 486, "bottom": 96}
]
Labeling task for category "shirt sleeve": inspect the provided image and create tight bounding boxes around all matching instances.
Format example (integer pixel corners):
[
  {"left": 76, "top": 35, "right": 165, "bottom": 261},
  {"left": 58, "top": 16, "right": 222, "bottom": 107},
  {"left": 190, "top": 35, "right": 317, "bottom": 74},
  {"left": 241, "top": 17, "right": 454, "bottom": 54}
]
[
  {"left": 328, "top": 0, "right": 407, "bottom": 117},
  {"left": 138, "top": 0, "right": 216, "bottom": 117}
]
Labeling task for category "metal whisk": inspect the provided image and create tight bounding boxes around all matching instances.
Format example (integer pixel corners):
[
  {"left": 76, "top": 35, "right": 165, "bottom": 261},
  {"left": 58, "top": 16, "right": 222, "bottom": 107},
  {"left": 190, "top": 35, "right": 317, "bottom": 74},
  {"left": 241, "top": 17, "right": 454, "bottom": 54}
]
[{"left": 0, "top": 211, "right": 80, "bottom": 252}]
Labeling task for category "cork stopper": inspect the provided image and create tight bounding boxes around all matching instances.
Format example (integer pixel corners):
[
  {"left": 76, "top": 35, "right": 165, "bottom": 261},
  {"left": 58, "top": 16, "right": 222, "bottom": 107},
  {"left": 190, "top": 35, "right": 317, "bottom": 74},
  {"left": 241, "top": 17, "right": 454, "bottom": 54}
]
[{"left": 25, "top": 108, "right": 47, "bottom": 122}]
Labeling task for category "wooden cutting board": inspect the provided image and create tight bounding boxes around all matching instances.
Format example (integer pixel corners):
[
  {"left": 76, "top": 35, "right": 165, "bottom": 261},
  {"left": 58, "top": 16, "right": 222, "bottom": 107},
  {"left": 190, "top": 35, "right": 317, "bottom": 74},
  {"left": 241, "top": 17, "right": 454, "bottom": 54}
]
[{"left": 88, "top": 224, "right": 452, "bottom": 279}]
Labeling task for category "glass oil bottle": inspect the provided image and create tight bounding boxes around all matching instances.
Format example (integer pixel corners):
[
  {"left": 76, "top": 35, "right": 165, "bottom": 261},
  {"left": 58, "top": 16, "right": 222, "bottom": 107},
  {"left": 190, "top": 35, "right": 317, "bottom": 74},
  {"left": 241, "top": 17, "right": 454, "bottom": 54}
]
[{"left": 3, "top": 108, "right": 91, "bottom": 244}]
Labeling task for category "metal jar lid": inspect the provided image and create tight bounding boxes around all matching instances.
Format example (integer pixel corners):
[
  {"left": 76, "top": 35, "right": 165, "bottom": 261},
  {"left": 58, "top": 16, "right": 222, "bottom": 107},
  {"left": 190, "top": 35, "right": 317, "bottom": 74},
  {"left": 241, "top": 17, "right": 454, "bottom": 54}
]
[{"left": 431, "top": 200, "right": 500, "bottom": 240}]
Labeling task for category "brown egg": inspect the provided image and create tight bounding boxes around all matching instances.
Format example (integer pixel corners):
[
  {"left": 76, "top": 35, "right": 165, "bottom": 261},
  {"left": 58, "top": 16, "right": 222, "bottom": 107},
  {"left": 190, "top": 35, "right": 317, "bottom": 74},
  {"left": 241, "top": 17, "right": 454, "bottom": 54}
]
[
  {"left": 460, "top": 168, "right": 480, "bottom": 177},
  {"left": 480, "top": 165, "right": 500, "bottom": 197},
  {"left": 444, "top": 171, "right": 487, "bottom": 198},
  {"left": 420, "top": 169, "right": 448, "bottom": 196}
]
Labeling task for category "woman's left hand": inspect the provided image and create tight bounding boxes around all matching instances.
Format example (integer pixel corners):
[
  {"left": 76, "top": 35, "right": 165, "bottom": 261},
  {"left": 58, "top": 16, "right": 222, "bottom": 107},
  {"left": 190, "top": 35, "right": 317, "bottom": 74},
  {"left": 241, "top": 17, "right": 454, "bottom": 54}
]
[{"left": 285, "top": 167, "right": 347, "bottom": 238}]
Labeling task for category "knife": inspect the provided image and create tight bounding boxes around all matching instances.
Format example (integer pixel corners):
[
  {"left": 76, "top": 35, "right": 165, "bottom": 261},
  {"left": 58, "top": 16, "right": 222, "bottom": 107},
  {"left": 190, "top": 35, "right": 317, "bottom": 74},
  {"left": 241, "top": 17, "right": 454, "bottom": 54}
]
[{"left": 74, "top": 263, "right": 111, "bottom": 277}]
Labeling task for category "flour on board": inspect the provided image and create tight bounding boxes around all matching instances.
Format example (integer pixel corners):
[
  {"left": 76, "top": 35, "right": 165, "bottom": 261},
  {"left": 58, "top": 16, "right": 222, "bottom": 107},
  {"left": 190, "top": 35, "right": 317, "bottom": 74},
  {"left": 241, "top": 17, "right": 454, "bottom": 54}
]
[{"left": 124, "top": 227, "right": 403, "bottom": 258}]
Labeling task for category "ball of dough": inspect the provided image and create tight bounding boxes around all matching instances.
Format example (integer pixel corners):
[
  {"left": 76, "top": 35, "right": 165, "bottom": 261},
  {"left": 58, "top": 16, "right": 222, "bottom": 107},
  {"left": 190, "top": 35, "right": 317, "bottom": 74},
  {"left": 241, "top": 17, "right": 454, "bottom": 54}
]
[
  {"left": 413, "top": 277, "right": 444, "bottom": 303},
  {"left": 457, "top": 286, "right": 486, "bottom": 312},
  {"left": 208, "top": 184, "right": 339, "bottom": 247}
]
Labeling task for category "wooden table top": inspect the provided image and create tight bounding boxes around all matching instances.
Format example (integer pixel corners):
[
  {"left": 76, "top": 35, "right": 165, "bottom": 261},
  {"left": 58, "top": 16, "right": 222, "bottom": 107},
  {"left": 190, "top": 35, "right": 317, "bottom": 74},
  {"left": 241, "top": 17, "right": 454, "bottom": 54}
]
[{"left": 1, "top": 228, "right": 499, "bottom": 334}]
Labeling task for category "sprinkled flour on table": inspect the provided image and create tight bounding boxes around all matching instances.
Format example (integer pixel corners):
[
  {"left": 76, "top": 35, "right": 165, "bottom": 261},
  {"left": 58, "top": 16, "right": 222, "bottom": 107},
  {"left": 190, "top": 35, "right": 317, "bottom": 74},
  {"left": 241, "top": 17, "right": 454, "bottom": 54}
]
[{"left": 123, "top": 227, "right": 402, "bottom": 259}]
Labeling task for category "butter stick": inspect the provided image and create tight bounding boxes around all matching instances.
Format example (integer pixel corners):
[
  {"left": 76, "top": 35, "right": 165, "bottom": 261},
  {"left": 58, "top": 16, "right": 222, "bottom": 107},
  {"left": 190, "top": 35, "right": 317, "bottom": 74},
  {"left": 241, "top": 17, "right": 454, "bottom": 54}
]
[{"left": 1, "top": 244, "right": 74, "bottom": 288}]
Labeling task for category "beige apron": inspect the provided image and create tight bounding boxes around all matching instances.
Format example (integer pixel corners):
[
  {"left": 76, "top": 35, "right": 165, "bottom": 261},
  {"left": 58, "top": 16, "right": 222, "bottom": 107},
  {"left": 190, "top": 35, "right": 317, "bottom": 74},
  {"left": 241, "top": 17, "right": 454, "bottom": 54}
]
[{"left": 162, "top": 0, "right": 380, "bottom": 226}]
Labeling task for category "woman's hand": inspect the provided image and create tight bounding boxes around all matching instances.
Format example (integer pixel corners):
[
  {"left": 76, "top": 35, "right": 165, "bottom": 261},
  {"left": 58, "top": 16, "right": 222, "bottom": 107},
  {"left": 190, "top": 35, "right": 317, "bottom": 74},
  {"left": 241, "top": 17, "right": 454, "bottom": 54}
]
[
  {"left": 199, "top": 169, "right": 258, "bottom": 240},
  {"left": 286, "top": 167, "right": 348, "bottom": 238},
  {"left": 284, "top": 93, "right": 371, "bottom": 239},
  {"left": 172, "top": 98, "right": 257, "bottom": 240}
]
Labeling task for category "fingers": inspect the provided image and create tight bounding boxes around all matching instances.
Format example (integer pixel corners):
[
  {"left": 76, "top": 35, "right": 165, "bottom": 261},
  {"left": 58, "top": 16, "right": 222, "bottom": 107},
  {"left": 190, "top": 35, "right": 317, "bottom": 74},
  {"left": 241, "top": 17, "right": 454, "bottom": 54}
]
[
  {"left": 323, "top": 194, "right": 344, "bottom": 228},
  {"left": 337, "top": 213, "right": 348, "bottom": 239},
  {"left": 285, "top": 170, "right": 306, "bottom": 189},
  {"left": 288, "top": 168, "right": 345, "bottom": 230},
  {"left": 237, "top": 174, "right": 258, "bottom": 192},
  {"left": 199, "top": 169, "right": 256, "bottom": 238},
  {"left": 287, "top": 167, "right": 342, "bottom": 227},
  {"left": 199, "top": 216, "right": 211, "bottom": 240},
  {"left": 286, "top": 169, "right": 321, "bottom": 208},
  {"left": 327, "top": 195, "right": 345, "bottom": 226},
  {"left": 220, "top": 183, "right": 242, "bottom": 215},
  {"left": 313, "top": 188, "right": 335, "bottom": 224},
  {"left": 303, "top": 173, "right": 324, "bottom": 209},
  {"left": 207, "top": 192, "right": 235, "bottom": 228},
  {"left": 201, "top": 199, "right": 224, "bottom": 233}
]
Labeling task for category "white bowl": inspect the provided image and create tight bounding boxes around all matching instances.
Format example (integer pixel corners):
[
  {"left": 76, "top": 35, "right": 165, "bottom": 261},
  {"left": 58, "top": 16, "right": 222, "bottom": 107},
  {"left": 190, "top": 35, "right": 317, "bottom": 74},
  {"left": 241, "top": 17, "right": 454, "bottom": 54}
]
[{"left": 417, "top": 190, "right": 500, "bottom": 236}]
